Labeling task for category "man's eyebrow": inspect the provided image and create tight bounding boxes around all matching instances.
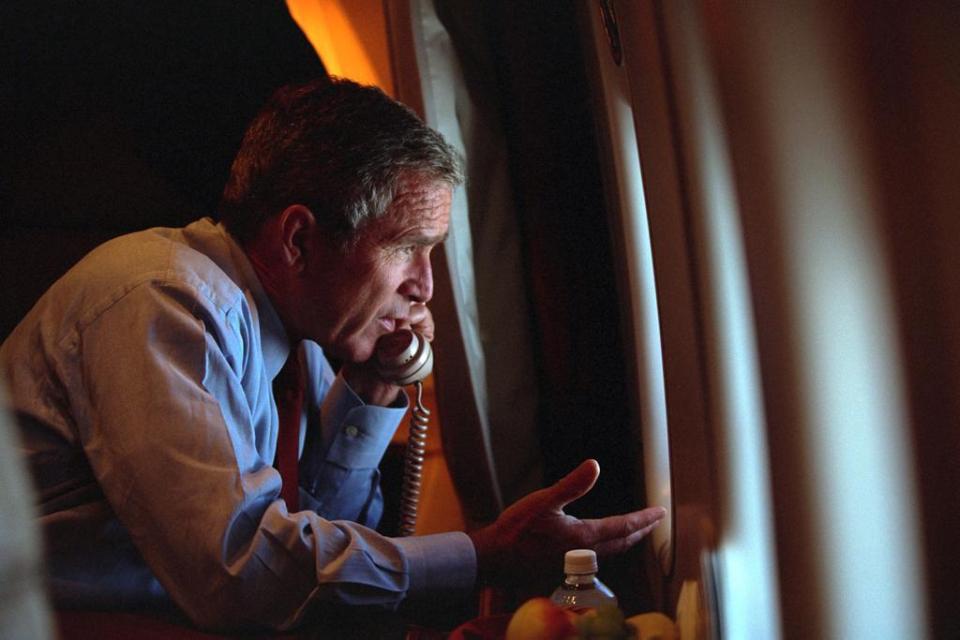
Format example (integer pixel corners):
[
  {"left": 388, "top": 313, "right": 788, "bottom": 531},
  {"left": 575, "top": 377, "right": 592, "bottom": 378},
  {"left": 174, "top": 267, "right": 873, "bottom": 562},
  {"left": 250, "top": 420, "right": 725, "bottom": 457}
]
[{"left": 397, "top": 230, "right": 449, "bottom": 246}]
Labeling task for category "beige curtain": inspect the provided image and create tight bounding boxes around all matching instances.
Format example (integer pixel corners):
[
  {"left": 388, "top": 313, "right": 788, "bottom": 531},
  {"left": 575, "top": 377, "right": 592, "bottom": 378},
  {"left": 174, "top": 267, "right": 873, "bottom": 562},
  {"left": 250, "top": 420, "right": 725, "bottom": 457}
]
[{"left": 385, "top": 0, "right": 545, "bottom": 525}]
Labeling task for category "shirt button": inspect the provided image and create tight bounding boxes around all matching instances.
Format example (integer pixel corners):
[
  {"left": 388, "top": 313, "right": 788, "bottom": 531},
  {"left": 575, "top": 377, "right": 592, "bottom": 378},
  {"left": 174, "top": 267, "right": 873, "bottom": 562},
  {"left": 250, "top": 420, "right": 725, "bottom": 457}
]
[{"left": 345, "top": 425, "right": 360, "bottom": 438}]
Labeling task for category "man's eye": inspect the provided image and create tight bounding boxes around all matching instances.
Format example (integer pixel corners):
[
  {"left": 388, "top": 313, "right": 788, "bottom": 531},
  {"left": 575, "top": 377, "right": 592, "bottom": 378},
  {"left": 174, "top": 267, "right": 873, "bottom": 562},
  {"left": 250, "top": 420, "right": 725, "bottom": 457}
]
[{"left": 386, "top": 245, "right": 417, "bottom": 261}]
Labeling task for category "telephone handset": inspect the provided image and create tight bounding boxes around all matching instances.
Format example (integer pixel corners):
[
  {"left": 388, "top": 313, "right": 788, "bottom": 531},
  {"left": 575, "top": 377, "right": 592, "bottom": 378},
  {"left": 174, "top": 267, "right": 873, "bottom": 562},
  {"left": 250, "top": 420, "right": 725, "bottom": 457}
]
[
  {"left": 375, "top": 329, "right": 434, "bottom": 386},
  {"left": 375, "top": 329, "right": 434, "bottom": 537}
]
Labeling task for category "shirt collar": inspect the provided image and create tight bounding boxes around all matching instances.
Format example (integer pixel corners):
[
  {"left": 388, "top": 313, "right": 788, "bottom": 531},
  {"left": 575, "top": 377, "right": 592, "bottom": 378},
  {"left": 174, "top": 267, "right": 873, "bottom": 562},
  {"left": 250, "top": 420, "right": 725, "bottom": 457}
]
[{"left": 213, "top": 221, "right": 292, "bottom": 381}]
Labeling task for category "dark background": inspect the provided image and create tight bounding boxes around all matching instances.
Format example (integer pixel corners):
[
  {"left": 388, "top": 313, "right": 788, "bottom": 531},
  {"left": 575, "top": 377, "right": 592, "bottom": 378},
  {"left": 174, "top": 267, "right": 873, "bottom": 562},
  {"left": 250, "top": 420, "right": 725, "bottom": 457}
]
[{"left": 0, "top": 1, "right": 325, "bottom": 339}]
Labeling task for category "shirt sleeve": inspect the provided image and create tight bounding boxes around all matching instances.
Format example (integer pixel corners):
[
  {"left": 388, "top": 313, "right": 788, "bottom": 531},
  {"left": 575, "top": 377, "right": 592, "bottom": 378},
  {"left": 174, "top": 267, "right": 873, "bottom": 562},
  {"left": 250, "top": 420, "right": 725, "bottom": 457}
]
[
  {"left": 73, "top": 281, "right": 475, "bottom": 631},
  {"left": 298, "top": 344, "right": 408, "bottom": 527}
]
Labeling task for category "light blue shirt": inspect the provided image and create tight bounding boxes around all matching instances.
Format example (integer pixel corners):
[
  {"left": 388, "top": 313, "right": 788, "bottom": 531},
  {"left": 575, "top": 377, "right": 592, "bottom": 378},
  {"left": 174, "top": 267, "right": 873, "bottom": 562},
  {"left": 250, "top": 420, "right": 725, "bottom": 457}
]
[{"left": 0, "top": 218, "right": 476, "bottom": 630}]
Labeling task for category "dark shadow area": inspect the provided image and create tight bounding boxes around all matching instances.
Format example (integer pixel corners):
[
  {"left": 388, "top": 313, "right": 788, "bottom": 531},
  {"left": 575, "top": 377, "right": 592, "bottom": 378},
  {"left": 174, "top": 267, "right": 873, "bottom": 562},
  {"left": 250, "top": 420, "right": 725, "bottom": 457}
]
[{"left": 0, "top": 1, "right": 326, "bottom": 339}]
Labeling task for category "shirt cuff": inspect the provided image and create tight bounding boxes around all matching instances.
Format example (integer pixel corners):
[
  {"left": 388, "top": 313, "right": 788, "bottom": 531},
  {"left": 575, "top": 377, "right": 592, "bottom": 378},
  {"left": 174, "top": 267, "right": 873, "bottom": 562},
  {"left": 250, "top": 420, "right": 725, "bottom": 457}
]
[
  {"left": 393, "top": 532, "right": 477, "bottom": 597},
  {"left": 319, "top": 375, "right": 409, "bottom": 468}
]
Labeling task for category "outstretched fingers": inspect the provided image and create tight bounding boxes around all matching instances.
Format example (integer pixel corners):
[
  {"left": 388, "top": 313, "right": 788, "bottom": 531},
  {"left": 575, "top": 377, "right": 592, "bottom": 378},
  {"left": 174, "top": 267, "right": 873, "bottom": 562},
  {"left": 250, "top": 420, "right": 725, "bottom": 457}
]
[{"left": 579, "top": 506, "right": 667, "bottom": 555}]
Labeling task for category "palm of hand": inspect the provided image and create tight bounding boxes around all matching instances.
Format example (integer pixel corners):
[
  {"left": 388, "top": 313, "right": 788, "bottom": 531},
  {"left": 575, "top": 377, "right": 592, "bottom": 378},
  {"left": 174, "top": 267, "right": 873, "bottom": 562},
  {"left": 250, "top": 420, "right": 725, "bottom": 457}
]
[{"left": 470, "top": 460, "right": 667, "bottom": 586}]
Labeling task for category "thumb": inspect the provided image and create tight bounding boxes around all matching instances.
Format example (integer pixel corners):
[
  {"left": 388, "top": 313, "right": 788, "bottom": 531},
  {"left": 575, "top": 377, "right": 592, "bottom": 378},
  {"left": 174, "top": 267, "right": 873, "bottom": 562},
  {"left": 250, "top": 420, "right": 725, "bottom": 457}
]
[{"left": 543, "top": 459, "right": 600, "bottom": 511}]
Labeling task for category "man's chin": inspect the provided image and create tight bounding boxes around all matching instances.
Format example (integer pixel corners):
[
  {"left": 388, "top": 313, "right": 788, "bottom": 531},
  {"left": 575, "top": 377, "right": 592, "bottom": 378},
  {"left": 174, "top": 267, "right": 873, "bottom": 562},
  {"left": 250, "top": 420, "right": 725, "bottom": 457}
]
[{"left": 329, "top": 337, "right": 378, "bottom": 366}]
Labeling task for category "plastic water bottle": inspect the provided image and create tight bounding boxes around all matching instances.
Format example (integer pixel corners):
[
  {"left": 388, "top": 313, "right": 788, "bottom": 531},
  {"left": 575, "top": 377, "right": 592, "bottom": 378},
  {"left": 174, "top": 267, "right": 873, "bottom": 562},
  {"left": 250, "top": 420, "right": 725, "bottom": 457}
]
[{"left": 549, "top": 549, "right": 618, "bottom": 611}]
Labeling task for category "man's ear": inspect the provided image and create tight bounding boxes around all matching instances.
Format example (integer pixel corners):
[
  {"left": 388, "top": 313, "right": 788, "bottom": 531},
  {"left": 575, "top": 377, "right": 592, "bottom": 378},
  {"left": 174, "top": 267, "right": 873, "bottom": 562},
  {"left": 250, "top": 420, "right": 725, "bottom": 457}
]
[{"left": 276, "top": 204, "right": 316, "bottom": 273}]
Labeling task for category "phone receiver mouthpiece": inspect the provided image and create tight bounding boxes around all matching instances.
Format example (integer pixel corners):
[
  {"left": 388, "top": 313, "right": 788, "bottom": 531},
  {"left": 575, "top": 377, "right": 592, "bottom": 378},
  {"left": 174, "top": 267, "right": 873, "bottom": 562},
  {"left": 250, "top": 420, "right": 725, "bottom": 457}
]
[{"left": 376, "top": 329, "right": 434, "bottom": 385}]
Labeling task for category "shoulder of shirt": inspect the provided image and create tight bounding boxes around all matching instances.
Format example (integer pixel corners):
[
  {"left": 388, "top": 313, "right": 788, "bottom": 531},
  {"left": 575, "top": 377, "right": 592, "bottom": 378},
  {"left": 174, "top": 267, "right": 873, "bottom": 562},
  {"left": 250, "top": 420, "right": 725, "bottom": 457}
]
[{"left": 37, "top": 221, "right": 248, "bottom": 338}]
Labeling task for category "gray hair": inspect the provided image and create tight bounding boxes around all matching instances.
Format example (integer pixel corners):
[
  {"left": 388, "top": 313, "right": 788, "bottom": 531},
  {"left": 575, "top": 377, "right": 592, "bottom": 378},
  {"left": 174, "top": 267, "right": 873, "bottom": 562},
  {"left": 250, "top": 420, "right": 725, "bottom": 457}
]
[{"left": 219, "top": 77, "right": 463, "bottom": 247}]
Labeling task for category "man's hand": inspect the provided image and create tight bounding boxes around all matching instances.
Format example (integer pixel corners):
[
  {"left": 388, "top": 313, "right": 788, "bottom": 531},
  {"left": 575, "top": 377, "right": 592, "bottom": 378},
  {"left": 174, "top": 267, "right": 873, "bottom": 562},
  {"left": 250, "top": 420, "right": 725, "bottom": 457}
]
[
  {"left": 468, "top": 460, "right": 666, "bottom": 586},
  {"left": 341, "top": 303, "right": 435, "bottom": 406},
  {"left": 405, "top": 302, "right": 434, "bottom": 342}
]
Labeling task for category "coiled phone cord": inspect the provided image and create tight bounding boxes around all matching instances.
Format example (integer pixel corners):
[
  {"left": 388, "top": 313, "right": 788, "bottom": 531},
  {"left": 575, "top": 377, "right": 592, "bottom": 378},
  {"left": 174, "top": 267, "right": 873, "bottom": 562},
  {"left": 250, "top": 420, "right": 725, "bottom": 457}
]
[{"left": 398, "top": 380, "right": 430, "bottom": 536}]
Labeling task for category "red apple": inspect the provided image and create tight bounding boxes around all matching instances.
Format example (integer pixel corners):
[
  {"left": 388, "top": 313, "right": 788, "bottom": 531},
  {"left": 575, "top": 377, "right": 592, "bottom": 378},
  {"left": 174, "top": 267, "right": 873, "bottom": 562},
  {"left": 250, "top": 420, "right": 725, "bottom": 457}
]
[{"left": 505, "top": 597, "right": 578, "bottom": 640}]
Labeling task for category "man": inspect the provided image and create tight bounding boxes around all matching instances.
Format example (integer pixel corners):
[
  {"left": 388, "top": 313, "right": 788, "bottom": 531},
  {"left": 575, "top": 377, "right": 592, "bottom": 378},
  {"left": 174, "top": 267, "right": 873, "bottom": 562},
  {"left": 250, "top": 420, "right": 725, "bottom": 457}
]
[{"left": 0, "top": 78, "right": 665, "bottom": 631}]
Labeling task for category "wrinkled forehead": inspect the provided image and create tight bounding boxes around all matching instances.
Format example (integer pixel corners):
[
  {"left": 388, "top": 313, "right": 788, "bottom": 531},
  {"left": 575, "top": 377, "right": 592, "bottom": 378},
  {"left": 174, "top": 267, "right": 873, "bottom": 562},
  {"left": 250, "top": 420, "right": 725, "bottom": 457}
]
[
  {"left": 388, "top": 175, "right": 454, "bottom": 224},
  {"left": 387, "top": 182, "right": 453, "bottom": 225},
  {"left": 360, "top": 177, "right": 452, "bottom": 243}
]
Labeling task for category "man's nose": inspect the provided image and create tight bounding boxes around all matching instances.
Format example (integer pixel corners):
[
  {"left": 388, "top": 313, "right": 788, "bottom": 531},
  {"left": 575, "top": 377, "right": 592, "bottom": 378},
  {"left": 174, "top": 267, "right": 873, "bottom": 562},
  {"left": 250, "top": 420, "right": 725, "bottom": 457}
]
[{"left": 400, "top": 257, "right": 433, "bottom": 303}]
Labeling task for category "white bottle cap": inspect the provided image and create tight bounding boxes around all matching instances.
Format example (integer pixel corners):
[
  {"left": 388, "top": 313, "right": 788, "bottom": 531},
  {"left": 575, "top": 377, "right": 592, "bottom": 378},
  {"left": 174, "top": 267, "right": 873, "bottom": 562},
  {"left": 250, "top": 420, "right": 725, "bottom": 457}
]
[{"left": 564, "top": 549, "right": 598, "bottom": 575}]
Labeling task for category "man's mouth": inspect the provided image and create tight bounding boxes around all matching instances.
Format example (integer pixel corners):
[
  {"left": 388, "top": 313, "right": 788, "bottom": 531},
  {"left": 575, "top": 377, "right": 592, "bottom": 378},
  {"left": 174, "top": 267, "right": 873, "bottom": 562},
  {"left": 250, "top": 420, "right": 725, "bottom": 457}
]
[{"left": 378, "top": 317, "right": 397, "bottom": 333}]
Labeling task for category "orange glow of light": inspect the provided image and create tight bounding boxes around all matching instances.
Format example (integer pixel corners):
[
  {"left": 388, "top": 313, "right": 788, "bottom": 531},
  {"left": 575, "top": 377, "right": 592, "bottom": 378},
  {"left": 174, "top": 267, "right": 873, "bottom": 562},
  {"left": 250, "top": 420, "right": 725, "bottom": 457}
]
[{"left": 286, "top": 0, "right": 395, "bottom": 96}]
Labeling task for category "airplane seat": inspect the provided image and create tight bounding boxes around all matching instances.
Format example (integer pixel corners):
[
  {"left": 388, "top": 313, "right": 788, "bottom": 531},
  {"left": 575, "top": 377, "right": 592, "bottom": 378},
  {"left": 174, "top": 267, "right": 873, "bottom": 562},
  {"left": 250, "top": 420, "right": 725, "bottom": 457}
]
[{"left": 0, "top": 377, "right": 56, "bottom": 639}]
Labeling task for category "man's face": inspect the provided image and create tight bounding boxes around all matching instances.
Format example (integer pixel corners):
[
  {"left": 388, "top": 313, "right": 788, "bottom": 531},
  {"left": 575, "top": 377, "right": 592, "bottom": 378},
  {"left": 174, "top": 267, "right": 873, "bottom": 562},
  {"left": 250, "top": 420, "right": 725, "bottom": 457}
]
[{"left": 297, "top": 178, "right": 451, "bottom": 363}]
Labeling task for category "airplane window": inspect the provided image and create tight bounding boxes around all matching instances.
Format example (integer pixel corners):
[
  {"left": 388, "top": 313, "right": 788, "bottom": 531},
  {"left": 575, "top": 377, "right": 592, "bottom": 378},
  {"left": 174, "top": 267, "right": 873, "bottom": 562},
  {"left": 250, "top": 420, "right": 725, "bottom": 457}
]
[
  {"left": 585, "top": 3, "right": 780, "bottom": 637},
  {"left": 581, "top": 4, "right": 674, "bottom": 577}
]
